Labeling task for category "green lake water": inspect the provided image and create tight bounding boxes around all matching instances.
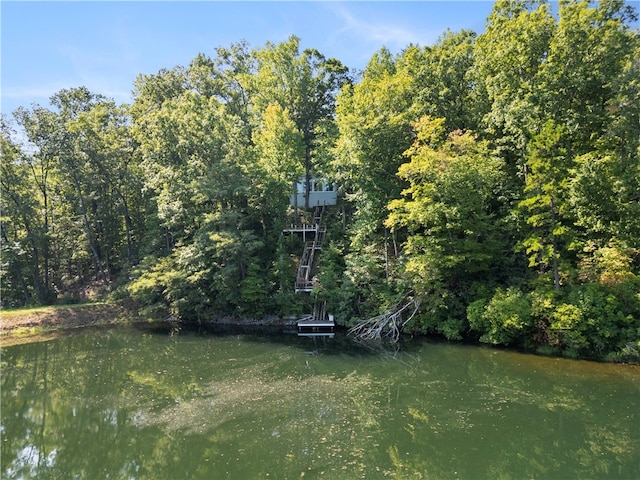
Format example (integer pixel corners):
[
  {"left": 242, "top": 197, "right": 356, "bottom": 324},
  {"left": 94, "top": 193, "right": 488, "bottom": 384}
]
[{"left": 1, "top": 326, "right": 639, "bottom": 479}]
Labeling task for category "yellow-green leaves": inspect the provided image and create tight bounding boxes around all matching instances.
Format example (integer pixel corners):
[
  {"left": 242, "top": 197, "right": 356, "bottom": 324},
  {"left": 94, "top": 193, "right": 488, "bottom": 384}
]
[
  {"left": 253, "top": 104, "right": 304, "bottom": 185},
  {"left": 387, "top": 116, "right": 507, "bottom": 305}
]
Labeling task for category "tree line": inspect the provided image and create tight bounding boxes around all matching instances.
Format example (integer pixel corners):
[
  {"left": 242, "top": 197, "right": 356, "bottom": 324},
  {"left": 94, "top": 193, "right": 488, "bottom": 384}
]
[{"left": 2, "top": 0, "right": 639, "bottom": 359}]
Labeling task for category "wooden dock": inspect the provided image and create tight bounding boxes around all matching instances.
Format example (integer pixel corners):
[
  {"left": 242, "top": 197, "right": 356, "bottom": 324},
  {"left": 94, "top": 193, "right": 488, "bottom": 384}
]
[{"left": 297, "top": 301, "right": 334, "bottom": 337}]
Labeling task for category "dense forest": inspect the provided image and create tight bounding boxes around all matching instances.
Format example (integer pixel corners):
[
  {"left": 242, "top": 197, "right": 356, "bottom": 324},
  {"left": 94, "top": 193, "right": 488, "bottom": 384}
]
[{"left": 2, "top": 0, "right": 639, "bottom": 360}]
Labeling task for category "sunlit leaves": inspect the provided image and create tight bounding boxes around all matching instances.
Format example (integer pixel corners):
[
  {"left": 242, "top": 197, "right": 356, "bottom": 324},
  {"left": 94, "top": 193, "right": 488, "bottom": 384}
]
[
  {"left": 387, "top": 117, "right": 507, "bottom": 290},
  {"left": 252, "top": 103, "right": 304, "bottom": 212},
  {"left": 385, "top": 117, "right": 511, "bottom": 338},
  {"left": 578, "top": 240, "right": 638, "bottom": 286},
  {"left": 468, "top": 287, "right": 533, "bottom": 345},
  {"left": 473, "top": 0, "right": 555, "bottom": 159}
]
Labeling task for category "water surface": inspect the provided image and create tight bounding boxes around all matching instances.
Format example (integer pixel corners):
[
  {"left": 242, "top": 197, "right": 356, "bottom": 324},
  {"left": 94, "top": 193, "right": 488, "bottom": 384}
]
[{"left": 2, "top": 327, "right": 638, "bottom": 479}]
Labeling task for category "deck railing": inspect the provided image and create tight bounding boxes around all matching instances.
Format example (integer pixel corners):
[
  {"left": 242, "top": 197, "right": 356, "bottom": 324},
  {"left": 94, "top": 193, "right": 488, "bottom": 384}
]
[{"left": 289, "top": 206, "right": 328, "bottom": 293}]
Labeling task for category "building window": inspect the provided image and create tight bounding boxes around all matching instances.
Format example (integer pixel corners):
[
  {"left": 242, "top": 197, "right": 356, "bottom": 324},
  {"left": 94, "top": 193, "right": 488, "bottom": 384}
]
[{"left": 295, "top": 177, "right": 334, "bottom": 194}]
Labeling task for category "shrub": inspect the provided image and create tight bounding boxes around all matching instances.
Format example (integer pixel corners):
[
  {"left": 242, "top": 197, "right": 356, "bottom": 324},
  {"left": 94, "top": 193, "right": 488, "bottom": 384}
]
[{"left": 467, "top": 287, "right": 532, "bottom": 345}]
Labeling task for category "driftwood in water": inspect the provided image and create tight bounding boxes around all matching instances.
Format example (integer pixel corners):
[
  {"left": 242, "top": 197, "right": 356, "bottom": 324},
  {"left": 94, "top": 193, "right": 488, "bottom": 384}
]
[{"left": 347, "top": 298, "right": 419, "bottom": 342}]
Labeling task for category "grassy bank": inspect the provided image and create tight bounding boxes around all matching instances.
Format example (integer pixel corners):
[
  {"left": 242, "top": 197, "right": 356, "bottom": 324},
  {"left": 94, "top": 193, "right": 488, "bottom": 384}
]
[
  {"left": 0, "top": 302, "right": 142, "bottom": 346},
  {"left": 0, "top": 302, "right": 290, "bottom": 346}
]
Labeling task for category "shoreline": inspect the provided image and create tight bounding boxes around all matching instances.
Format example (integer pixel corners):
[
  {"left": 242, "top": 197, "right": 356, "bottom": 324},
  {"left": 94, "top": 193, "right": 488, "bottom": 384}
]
[
  {"left": 2, "top": 302, "right": 638, "bottom": 365},
  {"left": 0, "top": 302, "right": 295, "bottom": 346},
  {"left": 0, "top": 303, "right": 133, "bottom": 346}
]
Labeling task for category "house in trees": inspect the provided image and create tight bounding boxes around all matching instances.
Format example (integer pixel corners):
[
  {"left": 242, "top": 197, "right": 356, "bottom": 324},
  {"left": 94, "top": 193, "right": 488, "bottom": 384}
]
[{"left": 290, "top": 176, "right": 337, "bottom": 209}]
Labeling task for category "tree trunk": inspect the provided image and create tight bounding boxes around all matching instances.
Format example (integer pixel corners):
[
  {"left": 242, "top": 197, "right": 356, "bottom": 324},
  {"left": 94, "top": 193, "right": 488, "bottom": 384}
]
[
  {"left": 74, "top": 177, "right": 109, "bottom": 286},
  {"left": 549, "top": 196, "right": 561, "bottom": 291},
  {"left": 42, "top": 186, "right": 50, "bottom": 295},
  {"left": 119, "top": 193, "right": 135, "bottom": 264},
  {"left": 303, "top": 128, "right": 313, "bottom": 211},
  {"left": 304, "top": 142, "right": 311, "bottom": 211},
  {"left": 384, "top": 227, "right": 390, "bottom": 281},
  {"left": 392, "top": 230, "right": 399, "bottom": 258},
  {"left": 29, "top": 159, "right": 53, "bottom": 300},
  {"left": 293, "top": 180, "right": 299, "bottom": 225}
]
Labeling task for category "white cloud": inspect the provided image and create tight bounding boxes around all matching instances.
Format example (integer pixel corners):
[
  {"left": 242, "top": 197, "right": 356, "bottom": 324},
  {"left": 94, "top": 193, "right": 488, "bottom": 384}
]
[
  {"left": 325, "top": 3, "right": 439, "bottom": 52},
  {"left": 2, "top": 27, "right": 137, "bottom": 113},
  {"left": 2, "top": 85, "right": 67, "bottom": 101},
  {"left": 57, "top": 45, "right": 133, "bottom": 98}
]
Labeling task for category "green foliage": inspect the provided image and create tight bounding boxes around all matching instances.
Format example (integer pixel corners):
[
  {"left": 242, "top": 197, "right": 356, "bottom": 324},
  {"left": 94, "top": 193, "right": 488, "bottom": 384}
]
[
  {"left": 472, "top": 0, "right": 555, "bottom": 162},
  {"left": 385, "top": 116, "right": 512, "bottom": 338},
  {"left": 571, "top": 153, "right": 640, "bottom": 248},
  {"left": 240, "top": 263, "right": 267, "bottom": 316},
  {"left": 4, "top": 3, "right": 639, "bottom": 360},
  {"left": 333, "top": 46, "right": 421, "bottom": 249},
  {"left": 529, "top": 281, "right": 640, "bottom": 357},
  {"left": 518, "top": 120, "right": 574, "bottom": 290},
  {"left": 414, "top": 29, "right": 482, "bottom": 132},
  {"left": 253, "top": 104, "right": 304, "bottom": 186},
  {"left": 547, "top": 302, "right": 587, "bottom": 351},
  {"left": 0, "top": 124, "right": 48, "bottom": 306},
  {"left": 250, "top": 35, "right": 349, "bottom": 210},
  {"left": 315, "top": 241, "right": 347, "bottom": 317},
  {"left": 468, "top": 288, "right": 533, "bottom": 345}
]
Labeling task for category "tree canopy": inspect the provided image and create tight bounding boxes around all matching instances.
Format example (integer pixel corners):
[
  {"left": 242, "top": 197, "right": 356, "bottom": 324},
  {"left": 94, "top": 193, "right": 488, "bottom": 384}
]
[{"left": 2, "top": 2, "right": 639, "bottom": 360}]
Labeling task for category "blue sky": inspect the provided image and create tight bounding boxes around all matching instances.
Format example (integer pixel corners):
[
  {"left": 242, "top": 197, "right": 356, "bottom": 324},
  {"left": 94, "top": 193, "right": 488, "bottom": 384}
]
[{"left": 1, "top": 1, "right": 496, "bottom": 116}]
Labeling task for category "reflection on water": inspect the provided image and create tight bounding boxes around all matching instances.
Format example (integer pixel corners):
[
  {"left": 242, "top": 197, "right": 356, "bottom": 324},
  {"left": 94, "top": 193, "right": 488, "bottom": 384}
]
[{"left": 1, "top": 327, "right": 639, "bottom": 479}]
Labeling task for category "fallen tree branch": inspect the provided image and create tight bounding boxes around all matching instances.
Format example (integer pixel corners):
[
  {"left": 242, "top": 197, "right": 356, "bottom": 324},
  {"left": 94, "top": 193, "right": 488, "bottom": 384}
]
[{"left": 347, "top": 297, "right": 419, "bottom": 342}]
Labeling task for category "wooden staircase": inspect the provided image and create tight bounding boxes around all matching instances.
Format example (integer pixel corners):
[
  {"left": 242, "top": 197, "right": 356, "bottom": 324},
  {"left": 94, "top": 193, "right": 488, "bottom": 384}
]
[
  {"left": 284, "top": 206, "right": 326, "bottom": 293},
  {"left": 283, "top": 206, "right": 335, "bottom": 336}
]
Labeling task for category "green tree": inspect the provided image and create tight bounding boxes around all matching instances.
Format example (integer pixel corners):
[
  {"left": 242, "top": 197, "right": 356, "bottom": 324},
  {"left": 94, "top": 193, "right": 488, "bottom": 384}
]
[
  {"left": 518, "top": 120, "right": 574, "bottom": 291},
  {"left": 130, "top": 64, "right": 256, "bottom": 318},
  {"left": 11, "top": 106, "right": 63, "bottom": 303},
  {"left": 251, "top": 35, "right": 350, "bottom": 209},
  {"left": 571, "top": 151, "right": 640, "bottom": 251},
  {"left": 67, "top": 101, "right": 143, "bottom": 268},
  {"left": 187, "top": 42, "right": 257, "bottom": 139},
  {"left": 386, "top": 117, "right": 509, "bottom": 337},
  {"left": 472, "top": 0, "right": 555, "bottom": 169},
  {"left": 536, "top": 0, "right": 638, "bottom": 158},
  {"left": 10, "top": 88, "right": 136, "bottom": 299},
  {"left": 0, "top": 121, "right": 51, "bottom": 305},
  {"left": 334, "top": 47, "right": 418, "bottom": 246},
  {"left": 48, "top": 88, "right": 117, "bottom": 286},
  {"left": 468, "top": 287, "right": 533, "bottom": 345},
  {"left": 252, "top": 103, "right": 305, "bottom": 214},
  {"left": 414, "top": 29, "right": 481, "bottom": 132}
]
